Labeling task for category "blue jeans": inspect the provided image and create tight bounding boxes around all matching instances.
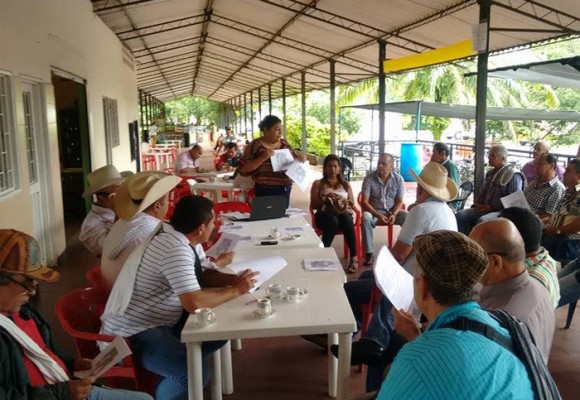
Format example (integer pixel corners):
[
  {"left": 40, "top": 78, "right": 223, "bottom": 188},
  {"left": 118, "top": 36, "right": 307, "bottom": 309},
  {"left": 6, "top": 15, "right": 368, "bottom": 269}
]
[
  {"left": 344, "top": 270, "right": 375, "bottom": 332},
  {"left": 361, "top": 211, "right": 406, "bottom": 255},
  {"left": 542, "top": 236, "right": 580, "bottom": 264},
  {"left": 558, "top": 257, "right": 580, "bottom": 308},
  {"left": 361, "top": 296, "right": 395, "bottom": 392},
  {"left": 89, "top": 386, "right": 153, "bottom": 400},
  {"left": 455, "top": 208, "right": 500, "bottom": 234},
  {"left": 254, "top": 184, "right": 292, "bottom": 208},
  {"left": 131, "top": 317, "right": 226, "bottom": 400}
]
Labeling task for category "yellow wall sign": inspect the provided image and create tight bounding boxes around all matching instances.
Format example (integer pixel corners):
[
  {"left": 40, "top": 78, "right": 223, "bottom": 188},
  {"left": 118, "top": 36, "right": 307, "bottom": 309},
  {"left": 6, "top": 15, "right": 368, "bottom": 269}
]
[{"left": 383, "top": 40, "right": 475, "bottom": 73}]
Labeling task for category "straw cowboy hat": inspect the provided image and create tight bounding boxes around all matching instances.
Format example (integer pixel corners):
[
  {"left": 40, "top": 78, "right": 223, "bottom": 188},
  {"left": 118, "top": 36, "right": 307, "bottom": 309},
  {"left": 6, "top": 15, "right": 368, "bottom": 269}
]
[
  {"left": 114, "top": 172, "right": 181, "bottom": 220},
  {"left": 0, "top": 229, "right": 60, "bottom": 283},
  {"left": 410, "top": 162, "right": 458, "bottom": 202},
  {"left": 82, "top": 165, "right": 125, "bottom": 197}
]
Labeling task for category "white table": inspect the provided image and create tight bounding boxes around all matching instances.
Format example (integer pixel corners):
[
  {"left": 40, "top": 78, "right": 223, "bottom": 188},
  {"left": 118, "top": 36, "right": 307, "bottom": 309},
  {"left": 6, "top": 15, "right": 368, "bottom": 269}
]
[
  {"left": 181, "top": 171, "right": 232, "bottom": 180},
  {"left": 223, "top": 216, "right": 323, "bottom": 251},
  {"left": 181, "top": 247, "right": 355, "bottom": 400},
  {"left": 191, "top": 181, "right": 244, "bottom": 202}
]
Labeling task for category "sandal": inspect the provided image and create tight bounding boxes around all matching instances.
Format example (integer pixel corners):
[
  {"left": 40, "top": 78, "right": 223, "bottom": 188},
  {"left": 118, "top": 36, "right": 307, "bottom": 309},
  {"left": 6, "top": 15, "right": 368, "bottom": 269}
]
[{"left": 347, "top": 258, "right": 358, "bottom": 273}]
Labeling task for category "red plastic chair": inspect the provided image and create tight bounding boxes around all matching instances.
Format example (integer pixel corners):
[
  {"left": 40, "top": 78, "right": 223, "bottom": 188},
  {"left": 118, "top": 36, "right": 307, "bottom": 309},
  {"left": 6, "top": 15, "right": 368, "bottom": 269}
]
[
  {"left": 164, "top": 178, "right": 193, "bottom": 220},
  {"left": 357, "top": 284, "right": 383, "bottom": 372},
  {"left": 141, "top": 154, "right": 157, "bottom": 171},
  {"left": 245, "top": 188, "right": 256, "bottom": 206},
  {"left": 357, "top": 192, "right": 406, "bottom": 248},
  {"left": 55, "top": 286, "right": 157, "bottom": 394},
  {"left": 86, "top": 266, "right": 108, "bottom": 291},
  {"left": 310, "top": 206, "right": 363, "bottom": 271},
  {"left": 206, "top": 201, "right": 252, "bottom": 249}
]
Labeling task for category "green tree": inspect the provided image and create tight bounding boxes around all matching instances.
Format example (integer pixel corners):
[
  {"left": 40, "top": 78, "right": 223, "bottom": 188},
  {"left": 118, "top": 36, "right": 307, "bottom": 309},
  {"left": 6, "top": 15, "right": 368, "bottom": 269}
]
[{"left": 164, "top": 96, "right": 221, "bottom": 125}]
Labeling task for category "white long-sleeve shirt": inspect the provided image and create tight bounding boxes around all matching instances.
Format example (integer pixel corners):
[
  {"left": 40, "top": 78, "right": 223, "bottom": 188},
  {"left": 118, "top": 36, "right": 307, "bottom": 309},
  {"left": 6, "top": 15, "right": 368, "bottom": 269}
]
[{"left": 79, "top": 205, "right": 115, "bottom": 255}]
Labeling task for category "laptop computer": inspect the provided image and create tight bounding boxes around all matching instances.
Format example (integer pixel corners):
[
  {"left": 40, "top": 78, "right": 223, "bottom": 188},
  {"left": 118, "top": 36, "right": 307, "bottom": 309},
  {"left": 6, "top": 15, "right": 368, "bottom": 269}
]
[{"left": 233, "top": 195, "right": 288, "bottom": 221}]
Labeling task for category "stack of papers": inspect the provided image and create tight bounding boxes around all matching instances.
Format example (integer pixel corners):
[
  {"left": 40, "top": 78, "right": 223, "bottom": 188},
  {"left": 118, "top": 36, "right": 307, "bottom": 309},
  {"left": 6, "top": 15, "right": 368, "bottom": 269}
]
[
  {"left": 304, "top": 259, "right": 342, "bottom": 271},
  {"left": 205, "top": 233, "right": 241, "bottom": 258},
  {"left": 223, "top": 211, "right": 251, "bottom": 220}
]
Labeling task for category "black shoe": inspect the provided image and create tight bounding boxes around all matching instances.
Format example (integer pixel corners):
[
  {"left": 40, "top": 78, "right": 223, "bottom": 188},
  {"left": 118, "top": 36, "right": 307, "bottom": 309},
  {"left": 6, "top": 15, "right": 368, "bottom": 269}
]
[
  {"left": 300, "top": 334, "right": 328, "bottom": 350},
  {"left": 363, "top": 254, "right": 374, "bottom": 266},
  {"left": 330, "top": 340, "right": 385, "bottom": 366}
]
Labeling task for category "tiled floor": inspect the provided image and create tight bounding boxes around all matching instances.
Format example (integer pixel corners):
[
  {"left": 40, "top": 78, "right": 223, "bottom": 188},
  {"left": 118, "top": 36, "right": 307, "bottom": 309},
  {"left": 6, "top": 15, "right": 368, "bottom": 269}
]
[{"left": 32, "top": 154, "right": 579, "bottom": 399}]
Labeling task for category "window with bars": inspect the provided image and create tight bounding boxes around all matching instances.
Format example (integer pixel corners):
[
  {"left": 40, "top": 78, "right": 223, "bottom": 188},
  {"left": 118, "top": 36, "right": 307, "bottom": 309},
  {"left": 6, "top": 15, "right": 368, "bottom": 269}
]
[
  {"left": 0, "top": 74, "right": 19, "bottom": 195},
  {"left": 103, "top": 97, "right": 119, "bottom": 163},
  {"left": 23, "top": 91, "right": 38, "bottom": 185}
]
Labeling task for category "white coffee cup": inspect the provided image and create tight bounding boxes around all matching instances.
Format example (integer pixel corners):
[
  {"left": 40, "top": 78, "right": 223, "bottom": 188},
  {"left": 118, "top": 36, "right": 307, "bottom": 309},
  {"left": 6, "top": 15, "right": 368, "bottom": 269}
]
[
  {"left": 270, "top": 228, "right": 281, "bottom": 239},
  {"left": 266, "top": 283, "right": 283, "bottom": 299},
  {"left": 193, "top": 307, "right": 216, "bottom": 326},
  {"left": 286, "top": 286, "right": 305, "bottom": 303},
  {"left": 256, "top": 298, "right": 272, "bottom": 317}
]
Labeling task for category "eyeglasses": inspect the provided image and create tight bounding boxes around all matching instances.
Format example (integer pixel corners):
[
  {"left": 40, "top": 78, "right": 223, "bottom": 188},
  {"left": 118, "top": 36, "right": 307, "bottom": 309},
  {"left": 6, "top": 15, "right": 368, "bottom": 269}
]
[{"left": 6, "top": 275, "right": 37, "bottom": 294}]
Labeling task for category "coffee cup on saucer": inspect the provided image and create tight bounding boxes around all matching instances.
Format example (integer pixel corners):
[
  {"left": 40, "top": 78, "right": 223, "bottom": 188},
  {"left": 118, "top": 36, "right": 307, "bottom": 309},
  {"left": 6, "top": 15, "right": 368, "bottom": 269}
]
[
  {"left": 255, "top": 297, "right": 273, "bottom": 317},
  {"left": 266, "top": 283, "right": 283, "bottom": 299},
  {"left": 193, "top": 307, "right": 216, "bottom": 327},
  {"left": 286, "top": 286, "right": 306, "bottom": 303},
  {"left": 269, "top": 228, "right": 281, "bottom": 239}
]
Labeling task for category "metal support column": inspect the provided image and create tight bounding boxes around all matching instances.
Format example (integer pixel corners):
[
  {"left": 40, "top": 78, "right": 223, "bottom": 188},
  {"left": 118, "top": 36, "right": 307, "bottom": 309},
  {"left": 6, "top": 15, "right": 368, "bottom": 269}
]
[
  {"left": 238, "top": 96, "right": 243, "bottom": 136},
  {"left": 330, "top": 60, "right": 336, "bottom": 154},
  {"left": 474, "top": 0, "right": 491, "bottom": 196},
  {"left": 258, "top": 88, "right": 262, "bottom": 121},
  {"left": 250, "top": 91, "right": 254, "bottom": 138},
  {"left": 243, "top": 93, "right": 248, "bottom": 139},
  {"left": 282, "top": 79, "right": 287, "bottom": 138},
  {"left": 301, "top": 71, "right": 307, "bottom": 152},
  {"left": 268, "top": 84, "right": 272, "bottom": 115},
  {"left": 415, "top": 101, "right": 422, "bottom": 142},
  {"left": 139, "top": 90, "right": 145, "bottom": 141},
  {"left": 377, "top": 39, "right": 387, "bottom": 156}
]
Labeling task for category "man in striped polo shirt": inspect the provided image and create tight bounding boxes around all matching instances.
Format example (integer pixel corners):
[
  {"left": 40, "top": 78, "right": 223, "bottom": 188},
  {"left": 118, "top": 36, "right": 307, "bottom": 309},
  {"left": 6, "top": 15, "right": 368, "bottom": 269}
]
[
  {"left": 101, "top": 196, "right": 257, "bottom": 400},
  {"left": 377, "top": 231, "right": 533, "bottom": 399}
]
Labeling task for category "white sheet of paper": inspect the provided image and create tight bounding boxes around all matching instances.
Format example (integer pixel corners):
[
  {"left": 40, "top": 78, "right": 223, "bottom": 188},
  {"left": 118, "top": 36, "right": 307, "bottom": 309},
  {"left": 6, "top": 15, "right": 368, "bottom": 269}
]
[
  {"left": 373, "top": 246, "right": 416, "bottom": 313},
  {"left": 304, "top": 258, "right": 342, "bottom": 271},
  {"left": 75, "top": 336, "right": 132, "bottom": 379},
  {"left": 219, "top": 224, "right": 246, "bottom": 233},
  {"left": 283, "top": 226, "right": 306, "bottom": 233},
  {"left": 223, "top": 256, "right": 287, "bottom": 293},
  {"left": 205, "top": 233, "right": 242, "bottom": 258},
  {"left": 285, "top": 208, "right": 309, "bottom": 218},
  {"left": 271, "top": 149, "right": 294, "bottom": 171},
  {"left": 285, "top": 161, "right": 309, "bottom": 191},
  {"left": 500, "top": 190, "right": 530, "bottom": 209},
  {"left": 237, "top": 235, "right": 254, "bottom": 243},
  {"left": 222, "top": 211, "right": 250, "bottom": 220}
]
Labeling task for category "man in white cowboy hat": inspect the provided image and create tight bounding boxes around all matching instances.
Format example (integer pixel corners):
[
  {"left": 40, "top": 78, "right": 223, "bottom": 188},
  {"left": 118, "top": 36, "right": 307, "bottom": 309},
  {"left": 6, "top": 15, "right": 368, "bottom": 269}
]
[
  {"left": 0, "top": 229, "right": 153, "bottom": 400},
  {"left": 101, "top": 172, "right": 181, "bottom": 288},
  {"left": 79, "top": 165, "right": 128, "bottom": 256},
  {"left": 333, "top": 162, "right": 459, "bottom": 391}
]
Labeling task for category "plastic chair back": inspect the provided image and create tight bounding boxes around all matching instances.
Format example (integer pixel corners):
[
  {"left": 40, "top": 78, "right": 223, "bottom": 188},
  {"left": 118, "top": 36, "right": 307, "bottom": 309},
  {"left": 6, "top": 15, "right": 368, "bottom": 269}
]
[
  {"left": 339, "top": 157, "right": 353, "bottom": 181},
  {"left": 164, "top": 179, "right": 193, "bottom": 220},
  {"left": 449, "top": 180, "right": 473, "bottom": 211}
]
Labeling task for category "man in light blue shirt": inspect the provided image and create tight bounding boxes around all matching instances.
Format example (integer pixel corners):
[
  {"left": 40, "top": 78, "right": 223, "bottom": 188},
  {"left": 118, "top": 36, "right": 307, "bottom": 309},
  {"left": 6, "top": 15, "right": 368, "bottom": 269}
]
[
  {"left": 377, "top": 231, "right": 533, "bottom": 399},
  {"left": 360, "top": 154, "right": 406, "bottom": 265}
]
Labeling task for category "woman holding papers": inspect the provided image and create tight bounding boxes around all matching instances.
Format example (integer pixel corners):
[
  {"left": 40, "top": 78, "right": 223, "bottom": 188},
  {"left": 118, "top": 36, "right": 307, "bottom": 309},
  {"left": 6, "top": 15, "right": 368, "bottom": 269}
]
[
  {"left": 0, "top": 229, "right": 152, "bottom": 400},
  {"left": 310, "top": 155, "right": 359, "bottom": 273},
  {"left": 238, "top": 115, "right": 305, "bottom": 207}
]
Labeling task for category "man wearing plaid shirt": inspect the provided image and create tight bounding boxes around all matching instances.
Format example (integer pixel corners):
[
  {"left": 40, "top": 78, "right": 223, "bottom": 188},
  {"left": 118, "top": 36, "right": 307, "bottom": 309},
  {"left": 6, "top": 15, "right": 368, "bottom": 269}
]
[
  {"left": 542, "top": 158, "right": 580, "bottom": 262},
  {"left": 524, "top": 153, "right": 566, "bottom": 225}
]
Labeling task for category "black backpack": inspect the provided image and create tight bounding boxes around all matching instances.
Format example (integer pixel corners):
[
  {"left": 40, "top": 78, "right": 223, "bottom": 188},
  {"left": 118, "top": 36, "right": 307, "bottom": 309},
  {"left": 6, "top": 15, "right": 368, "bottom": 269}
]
[{"left": 442, "top": 309, "right": 561, "bottom": 400}]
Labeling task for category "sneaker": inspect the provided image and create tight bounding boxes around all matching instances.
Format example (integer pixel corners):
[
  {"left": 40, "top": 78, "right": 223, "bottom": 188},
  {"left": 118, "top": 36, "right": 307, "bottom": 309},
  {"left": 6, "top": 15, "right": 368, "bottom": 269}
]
[
  {"left": 363, "top": 254, "right": 374, "bottom": 266},
  {"left": 347, "top": 258, "right": 358, "bottom": 273}
]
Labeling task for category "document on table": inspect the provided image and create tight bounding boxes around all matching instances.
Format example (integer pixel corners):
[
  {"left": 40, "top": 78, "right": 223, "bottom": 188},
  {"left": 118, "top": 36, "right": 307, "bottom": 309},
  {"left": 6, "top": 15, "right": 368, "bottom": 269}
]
[
  {"left": 285, "top": 161, "right": 309, "bottom": 191},
  {"left": 222, "top": 211, "right": 251, "bottom": 220},
  {"left": 271, "top": 149, "right": 295, "bottom": 171},
  {"left": 501, "top": 190, "right": 530, "bottom": 209},
  {"left": 373, "top": 246, "right": 416, "bottom": 313},
  {"left": 219, "top": 224, "right": 246, "bottom": 234},
  {"left": 304, "top": 258, "right": 342, "bottom": 271},
  {"left": 205, "top": 233, "right": 242, "bottom": 258},
  {"left": 223, "top": 256, "right": 287, "bottom": 293},
  {"left": 75, "top": 336, "right": 132, "bottom": 379},
  {"left": 286, "top": 208, "right": 309, "bottom": 218}
]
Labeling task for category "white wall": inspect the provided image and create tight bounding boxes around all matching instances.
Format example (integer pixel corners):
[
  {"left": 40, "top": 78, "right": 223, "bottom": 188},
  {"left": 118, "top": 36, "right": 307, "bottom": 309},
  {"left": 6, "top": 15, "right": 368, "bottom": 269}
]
[{"left": 0, "top": 0, "right": 138, "bottom": 261}]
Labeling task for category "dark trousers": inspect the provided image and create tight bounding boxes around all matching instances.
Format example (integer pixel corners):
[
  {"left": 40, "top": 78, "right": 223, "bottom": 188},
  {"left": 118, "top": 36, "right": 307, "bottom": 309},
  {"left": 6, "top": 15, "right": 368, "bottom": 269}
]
[
  {"left": 314, "top": 211, "right": 357, "bottom": 258},
  {"left": 254, "top": 184, "right": 292, "bottom": 208}
]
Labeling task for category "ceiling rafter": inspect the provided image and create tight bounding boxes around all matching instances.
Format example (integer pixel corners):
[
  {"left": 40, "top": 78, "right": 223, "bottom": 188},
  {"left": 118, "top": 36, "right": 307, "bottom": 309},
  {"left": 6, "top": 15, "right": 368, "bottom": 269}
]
[
  {"left": 190, "top": 0, "right": 214, "bottom": 95},
  {"left": 93, "top": 0, "right": 156, "bottom": 13},
  {"left": 137, "top": 50, "right": 200, "bottom": 69},
  {"left": 491, "top": 0, "right": 580, "bottom": 33},
  {"left": 133, "top": 36, "right": 203, "bottom": 59},
  {"left": 117, "top": 13, "right": 206, "bottom": 40}
]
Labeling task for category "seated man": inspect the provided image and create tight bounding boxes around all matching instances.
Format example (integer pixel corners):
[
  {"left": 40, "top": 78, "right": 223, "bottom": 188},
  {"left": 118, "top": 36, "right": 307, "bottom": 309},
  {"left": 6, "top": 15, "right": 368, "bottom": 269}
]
[
  {"left": 79, "top": 165, "right": 125, "bottom": 256},
  {"left": 0, "top": 229, "right": 152, "bottom": 400},
  {"left": 542, "top": 158, "right": 580, "bottom": 262},
  {"left": 360, "top": 153, "right": 406, "bottom": 266},
  {"left": 216, "top": 142, "right": 242, "bottom": 171},
  {"left": 456, "top": 144, "right": 524, "bottom": 234},
  {"left": 522, "top": 140, "right": 564, "bottom": 183},
  {"left": 175, "top": 144, "right": 204, "bottom": 175},
  {"left": 214, "top": 126, "right": 238, "bottom": 154},
  {"left": 524, "top": 153, "right": 565, "bottom": 225},
  {"left": 101, "top": 172, "right": 181, "bottom": 287},
  {"left": 500, "top": 207, "right": 560, "bottom": 308},
  {"left": 377, "top": 230, "right": 534, "bottom": 399},
  {"left": 558, "top": 255, "right": 580, "bottom": 308},
  {"left": 101, "top": 196, "right": 257, "bottom": 400},
  {"left": 471, "top": 219, "right": 555, "bottom": 362}
]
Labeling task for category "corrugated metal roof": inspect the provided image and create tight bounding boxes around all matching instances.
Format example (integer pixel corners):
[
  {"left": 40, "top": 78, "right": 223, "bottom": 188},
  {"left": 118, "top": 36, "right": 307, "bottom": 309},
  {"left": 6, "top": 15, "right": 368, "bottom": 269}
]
[
  {"left": 92, "top": 0, "right": 580, "bottom": 102},
  {"left": 342, "top": 100, "right": 580, "bottom": 121}
]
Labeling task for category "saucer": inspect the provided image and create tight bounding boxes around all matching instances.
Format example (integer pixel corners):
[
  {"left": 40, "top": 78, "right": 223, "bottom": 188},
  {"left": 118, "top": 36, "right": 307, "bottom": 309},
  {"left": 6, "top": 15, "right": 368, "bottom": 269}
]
[
  {"left": 268, "top": 234, "right": 281, "bottom": 240},
  {"left": 253, "top": 309, "right": 276, "bottom": 319},
  {"left": 281, "top": 289, "right": 308, "bottom": 302}
]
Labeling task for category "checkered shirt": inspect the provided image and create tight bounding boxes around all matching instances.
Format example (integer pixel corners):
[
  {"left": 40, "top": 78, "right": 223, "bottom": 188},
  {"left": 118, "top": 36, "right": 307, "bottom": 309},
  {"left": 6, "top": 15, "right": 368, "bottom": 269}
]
[
  {"left": 524, "top": 176, "right": 566, "bottom": 215},
  {"left": 549, "top": 183, "right": 580, "bottom": 234}
]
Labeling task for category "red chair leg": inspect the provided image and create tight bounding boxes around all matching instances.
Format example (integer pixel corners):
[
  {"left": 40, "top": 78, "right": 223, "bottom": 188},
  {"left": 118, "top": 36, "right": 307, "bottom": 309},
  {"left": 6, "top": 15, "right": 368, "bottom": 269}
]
[{"left": 387, "top": 225, "right": 394, "bottom": 248}]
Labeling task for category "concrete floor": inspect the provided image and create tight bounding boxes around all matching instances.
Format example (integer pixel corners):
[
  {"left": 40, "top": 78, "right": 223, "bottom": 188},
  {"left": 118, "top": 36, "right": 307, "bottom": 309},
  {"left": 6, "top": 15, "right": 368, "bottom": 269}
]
[{"left": 32, "top": 149, "right": 579, "bottom": 399}]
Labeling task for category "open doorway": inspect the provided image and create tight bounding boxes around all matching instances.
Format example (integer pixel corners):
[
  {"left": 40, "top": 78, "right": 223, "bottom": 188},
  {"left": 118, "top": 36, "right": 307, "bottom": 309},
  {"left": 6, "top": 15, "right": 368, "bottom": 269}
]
[{"left": 51, "top": 72, "right": 91, "bottom": 224}]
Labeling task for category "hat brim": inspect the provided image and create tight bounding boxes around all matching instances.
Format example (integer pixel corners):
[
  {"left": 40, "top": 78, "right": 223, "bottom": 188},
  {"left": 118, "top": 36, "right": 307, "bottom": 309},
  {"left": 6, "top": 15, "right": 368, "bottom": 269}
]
[
  {"left": 410, "top": 169, "right": 458, "bottom": 202},
  {"left": 114, "top": 174, "right": 182, "bottom": 220},
  {"left": 9, "top": 266, "right": 61, "bottom": 283},
  {"left": 82, "top": 177, "right": 125, "bottom": 197}
]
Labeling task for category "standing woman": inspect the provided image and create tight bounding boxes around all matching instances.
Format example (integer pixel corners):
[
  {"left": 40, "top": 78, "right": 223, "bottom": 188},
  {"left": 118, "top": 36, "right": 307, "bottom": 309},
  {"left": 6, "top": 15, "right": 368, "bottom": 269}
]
[
  {"left": 239, "top": 115, "right": 304, "bottom": 206},
  {"left": 311, "top": 155, "right": 358, "bottom": 272}
]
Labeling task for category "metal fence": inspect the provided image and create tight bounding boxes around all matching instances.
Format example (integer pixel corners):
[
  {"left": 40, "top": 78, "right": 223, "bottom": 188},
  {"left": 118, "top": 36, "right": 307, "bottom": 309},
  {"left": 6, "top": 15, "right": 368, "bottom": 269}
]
[{"left": 339, "top": 139, "right": 574, "bottom": 183}]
